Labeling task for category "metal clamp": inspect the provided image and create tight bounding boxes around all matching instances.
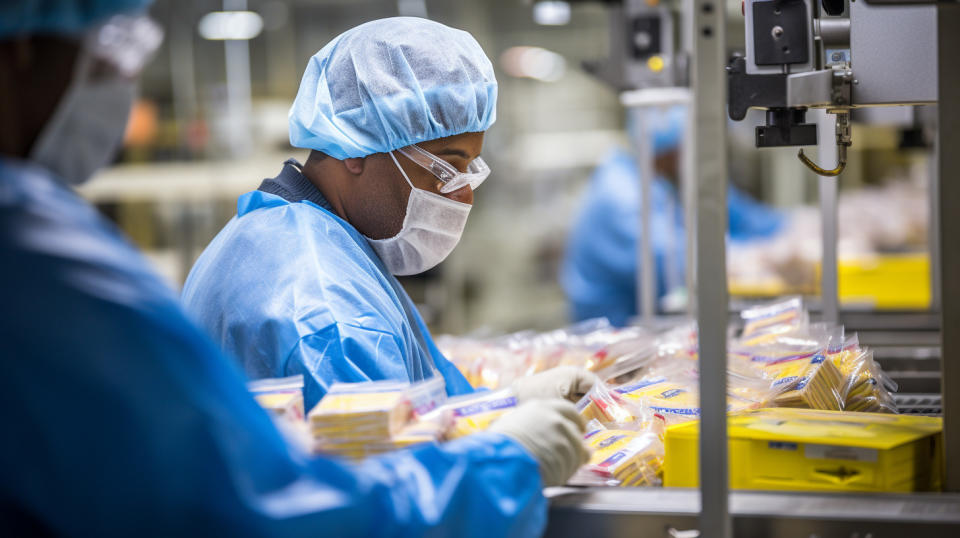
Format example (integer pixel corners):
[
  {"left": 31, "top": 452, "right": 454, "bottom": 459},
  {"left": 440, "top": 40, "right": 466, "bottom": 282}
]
[{"left": 798, "top": 111, "right": 850, "bottom": 176}]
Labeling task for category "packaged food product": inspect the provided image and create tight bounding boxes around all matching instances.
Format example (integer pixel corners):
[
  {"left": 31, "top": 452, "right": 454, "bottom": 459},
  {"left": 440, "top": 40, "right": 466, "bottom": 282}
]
[
  {"left": 310, "top": 378, "right": 453, "bottom": 459},
  {"left": 739, "top": 297, "right": 806, "bottom": 343},
  {"left": 579, "top": 423, "right": 664, "bottom": 487},
  {"left": 438, "top": 320, "right": 658, "bottom": 391},
  {"left": 442, "top": 389, "right": 518, "bottom": 439},
  {"left": 733, "top": 327, "right": 845, "bottom": 410},
  {"left": 576, "top": 381, "right": 640, "bottom": 426},
  {"left": 248, "top": 375, "right": 306, "bottom": 421},
  {"left": 309, "top": 380, "right": 414, "bottom": 441},
  {"left": 615, "top": 376, "right": 702, "bottom": 425}
]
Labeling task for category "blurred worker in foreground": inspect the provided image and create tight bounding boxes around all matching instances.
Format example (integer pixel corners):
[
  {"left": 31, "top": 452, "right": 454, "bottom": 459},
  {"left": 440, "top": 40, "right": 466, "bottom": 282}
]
[
  {"left": 182, "top": 18, "right": 597, "bottom": 410},
  {"left": 1, "top": 5, "right": 587, "bottom": 535},
  {"left": 562, "top": 106, "right": 784, "bottom": 326}
]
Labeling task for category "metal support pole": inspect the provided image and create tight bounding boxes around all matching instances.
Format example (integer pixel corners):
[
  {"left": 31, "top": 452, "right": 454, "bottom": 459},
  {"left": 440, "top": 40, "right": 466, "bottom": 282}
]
[
  {"left": 929, "top": 124, "right": 941, "bottom": 311},
  {"left": 682, "top": 0, "right": 697, "bottom": 315},
  {"left": 817, "top": 111, "right": 839, "bottom": 325},
  {"left": 223, "top": 0, "right": 253, "bottom": 157},
  {"left": 635, "top": 109, "right": 657, "bottom": 322},
  {"left": 937, "top": 2, "right": 960, "bottom": 493},
  {"left": 169, "top": 12, "right": 198, "bottom": 156},
  {"left": 692, "top": 0, "right": 730, "bottom": 535}
]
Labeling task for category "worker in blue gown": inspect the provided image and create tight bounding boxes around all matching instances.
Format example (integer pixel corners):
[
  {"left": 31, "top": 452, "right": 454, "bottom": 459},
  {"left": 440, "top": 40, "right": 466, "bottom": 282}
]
[
  {"left": 182, "top": 17, "right": 598, "bottom": 411},
  {"left": 561, "top": 106, "right": 785, "bottom": 326},
  {"left": 0, "top": 4, "right": 590, "bottom": 535}
]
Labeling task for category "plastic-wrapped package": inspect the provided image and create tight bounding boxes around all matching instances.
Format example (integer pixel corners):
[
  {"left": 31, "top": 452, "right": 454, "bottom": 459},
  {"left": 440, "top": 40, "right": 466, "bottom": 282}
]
[
  {"left": 309, "top": 380, "right": 414, "bottom": 443},
  {"left": 732, "top": 324, "right": 846, "bottom": 410},
  {"left": 577, "top": 421, "right": 664, "bottom": 487},
  {"left": 739, "top": 296, "right": 807, "bottom": 343},
  {"left": 766, "top": 352, "right": 845, "bottom": 410},
  {"left": 615, "top": 376, "right": 702, "bottom": 425},
  {"left": 575, "top": 381, "right": 644, "bottom": 427},
  {"left": 404, "top": 375, "right": 448, "bottom": 417},
  {"left": 442, "top": 389, "right": 519, "bottom": 439},
  {"left": 309, "top": 378, "right": 453, "bottom": 459},
  {"left": 248, "top": 375, "right": 311, "bottom": 452},
  {"left": 612, "top": 369, "right": 770, "bottom": 425},
  {"left": 248, "top": 375, "right": 306, "bottom": 421},
  {"left": 439, "top": 320, "right": 659, "bottom": 390},
  {"left": 828, "top": 337, "right": 898, "bottom": 413}
]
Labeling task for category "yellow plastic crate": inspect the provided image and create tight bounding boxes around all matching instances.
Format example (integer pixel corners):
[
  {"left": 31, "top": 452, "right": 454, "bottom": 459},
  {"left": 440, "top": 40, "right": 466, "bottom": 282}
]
[
  {"left": 831, "top": 254, "right": 930, "bottom": 309},
  {"left": 663, "top": 408, "right": 942, "bottom": 493}
]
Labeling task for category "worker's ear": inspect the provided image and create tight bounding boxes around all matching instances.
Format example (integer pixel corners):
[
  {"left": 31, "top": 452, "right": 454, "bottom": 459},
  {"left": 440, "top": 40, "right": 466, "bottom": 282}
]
[{"left": 343, "top": 157, "right": 365, "bottom": 175}]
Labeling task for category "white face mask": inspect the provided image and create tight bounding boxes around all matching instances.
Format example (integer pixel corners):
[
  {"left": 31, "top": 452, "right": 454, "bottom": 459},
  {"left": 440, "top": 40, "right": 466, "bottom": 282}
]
[
  {"left": 365, "top": 152, "right": 472, "bottom": 276},
  {"left": 29, "top": 48, "right": 137, "bottom": 186}
]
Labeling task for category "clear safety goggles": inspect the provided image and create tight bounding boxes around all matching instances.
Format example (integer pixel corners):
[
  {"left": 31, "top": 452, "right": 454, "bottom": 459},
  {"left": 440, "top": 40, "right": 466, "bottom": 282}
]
[
  {"left": 395, "top": 144, "right": 490, "bottom": 193},
  {"left": 85, "top": 14, "right": 164, "bottom": 79}
]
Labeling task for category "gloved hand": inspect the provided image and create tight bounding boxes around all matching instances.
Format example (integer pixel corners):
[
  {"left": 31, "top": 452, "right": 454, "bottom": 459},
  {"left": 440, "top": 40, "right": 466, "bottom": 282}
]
[
  {"left": 511, "top": 366, "right": 600, "bottom": 403},
  {"left": 489, "top": 399, "right": 589, "bottom": 487}
]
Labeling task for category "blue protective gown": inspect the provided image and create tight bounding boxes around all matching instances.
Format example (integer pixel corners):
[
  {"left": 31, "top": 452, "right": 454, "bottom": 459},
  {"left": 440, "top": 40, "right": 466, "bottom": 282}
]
[
  {"left": 0, "top": 157, "right": 545, "bottom": 537},
  {"left": 182, "top": 161, "right": 473, "bottom": 411},
  {"left": 561, "top": 149, "right": 784, "bottom": 326}
]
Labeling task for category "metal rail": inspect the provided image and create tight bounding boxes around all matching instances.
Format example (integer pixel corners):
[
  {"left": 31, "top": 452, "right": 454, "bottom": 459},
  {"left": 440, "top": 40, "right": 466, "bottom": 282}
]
[{"left": 545, "top": 488, "right": 960, "bottom": 537}]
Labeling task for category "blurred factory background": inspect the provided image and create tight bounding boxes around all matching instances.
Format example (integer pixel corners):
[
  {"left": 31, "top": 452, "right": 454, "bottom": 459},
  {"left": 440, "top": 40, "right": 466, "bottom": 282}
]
[{"left": 78, "top": 0, "right": 935, "bottom": 335}]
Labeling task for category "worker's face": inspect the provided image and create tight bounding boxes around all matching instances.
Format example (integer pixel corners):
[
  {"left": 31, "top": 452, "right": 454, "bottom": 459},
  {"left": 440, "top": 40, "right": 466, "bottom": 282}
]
[
  {"left": 349, "top": 131, "right": 484, "bottom": 240},
  {"left": 655, "top": 148, "right": 680, "bottom": 184}
]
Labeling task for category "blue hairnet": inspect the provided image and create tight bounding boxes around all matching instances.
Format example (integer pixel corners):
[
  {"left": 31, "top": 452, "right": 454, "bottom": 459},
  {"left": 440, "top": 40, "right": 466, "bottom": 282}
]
[
  {"left": 289, "top": 17, "right": 498, "bottom": 159},
  {"left": 0, "top": 0, "right": 151, "bottom": 38},
  {"left": 626, "top": 104, "right": 686, "bottom": 155}
]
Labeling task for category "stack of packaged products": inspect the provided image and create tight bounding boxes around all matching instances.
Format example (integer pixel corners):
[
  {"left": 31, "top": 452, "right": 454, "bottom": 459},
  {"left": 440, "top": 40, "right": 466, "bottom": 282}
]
[
  {"left": 436, "top": 297, "right": 900, "bottom": 487},
  {"left": 307, "top": 377, "right": 449, "bottom": 459},
  {"left": 245, "top": 297, "right": 901, "bottom": 488},
  {"left": 300, "top": 377, "right": 523, "bottom": 459}
]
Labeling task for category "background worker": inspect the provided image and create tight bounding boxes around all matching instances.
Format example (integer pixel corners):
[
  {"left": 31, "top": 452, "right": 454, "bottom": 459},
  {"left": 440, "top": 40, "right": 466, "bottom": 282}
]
[{"left": 562, "top": 106, "right": 784, "bottom": 326}]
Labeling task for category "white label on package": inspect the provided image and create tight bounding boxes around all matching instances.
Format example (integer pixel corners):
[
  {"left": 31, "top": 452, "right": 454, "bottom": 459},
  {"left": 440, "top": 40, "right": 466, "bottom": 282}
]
[{"left": 803, "top": 444, "right": 878, "bottom": 462}]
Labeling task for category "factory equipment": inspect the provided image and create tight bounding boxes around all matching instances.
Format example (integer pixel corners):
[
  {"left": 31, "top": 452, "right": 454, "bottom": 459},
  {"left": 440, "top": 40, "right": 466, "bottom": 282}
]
[
  {"left": 541, "top": 0, "right": 960, "bottom": 535},
  {"left": 727, "top": 0, "right": 937, "bottom": 177}
]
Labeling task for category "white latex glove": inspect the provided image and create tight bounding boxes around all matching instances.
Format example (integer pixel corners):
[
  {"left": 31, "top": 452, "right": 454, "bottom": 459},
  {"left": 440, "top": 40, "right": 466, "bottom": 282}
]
[
  {"left": 489, "top": 399, "right": 589, "bottom": 487},
  {"left": 511, "top": 366, "right": 600, "bottom": 403}
]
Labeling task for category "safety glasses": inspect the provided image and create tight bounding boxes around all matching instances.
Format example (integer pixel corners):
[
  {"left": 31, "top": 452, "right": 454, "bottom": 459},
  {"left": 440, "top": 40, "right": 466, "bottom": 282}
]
[{"left": 395, "top": 144, "right": 490, "bottom": 193}]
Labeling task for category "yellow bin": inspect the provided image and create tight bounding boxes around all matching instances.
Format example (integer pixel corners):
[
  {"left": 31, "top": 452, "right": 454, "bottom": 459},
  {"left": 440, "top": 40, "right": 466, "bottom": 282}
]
[
  {"left": 831, "top": 254, "right": 930, "bottom": 309},
  {"left": 664, "top": 408, "right": 942, "bottom": 493}
]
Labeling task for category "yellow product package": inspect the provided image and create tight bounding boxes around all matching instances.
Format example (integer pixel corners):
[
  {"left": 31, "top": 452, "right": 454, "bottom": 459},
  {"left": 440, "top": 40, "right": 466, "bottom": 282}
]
[
  {"left": 614, "top": 374, "right": 767, "bottom": 425},
  {"left": 828, "top": 341, "right": 897, "bottom": 413},
  {"left": 615, "top": 377, "right": 701, "bottom": 425},
  {"left": 581, "top": 424, "right": 663, "bottom": 487},
  {"left": 761, "top": 351, "right": 844, "bottom": 410},
  {"left": 308, "top": 381, "right": 413, "bottom": 439},
  {"left": 442, "top": 389, "right": 518, "bottom": 439}
]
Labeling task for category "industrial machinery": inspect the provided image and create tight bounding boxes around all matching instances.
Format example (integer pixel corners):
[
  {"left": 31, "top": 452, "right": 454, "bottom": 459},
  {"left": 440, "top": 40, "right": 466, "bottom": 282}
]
[
  {"left": 539, "top": 0, "right": 960, "bottom": 535},
  {"left": 728, "top": 0, "right": 937, "bottom": 177}
]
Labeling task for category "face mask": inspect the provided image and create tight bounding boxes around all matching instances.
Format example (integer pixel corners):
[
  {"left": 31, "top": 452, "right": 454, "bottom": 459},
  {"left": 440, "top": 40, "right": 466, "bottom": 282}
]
[
  {"left": 365, "top": 152, "right": 472, "bottom": 276},
  {"left": 29, "top": 48, "right": 137, "bottom": 186}
]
